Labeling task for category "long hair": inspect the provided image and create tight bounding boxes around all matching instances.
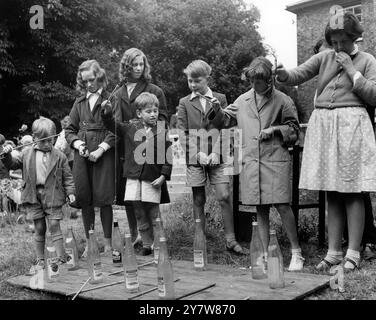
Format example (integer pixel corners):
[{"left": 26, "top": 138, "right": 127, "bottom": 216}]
[
  {"left": 119, "top": 48, "right": 151, "bottom": 84},
  {"left": 76, "top": 60, "right": 108, "bottom": 93}
]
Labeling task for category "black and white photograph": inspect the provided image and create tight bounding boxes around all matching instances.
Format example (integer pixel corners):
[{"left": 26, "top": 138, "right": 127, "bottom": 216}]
[{"left": 1, "top": 0, "right": 376, "bottom": 309}]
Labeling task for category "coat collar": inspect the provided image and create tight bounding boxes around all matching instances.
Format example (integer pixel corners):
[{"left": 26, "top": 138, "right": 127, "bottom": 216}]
[
  {"left": 25, "top": 147, "right": 61, "bottom": 182},
  {"left": 244, "top": 88, "right": 275, "bottom": 117}
]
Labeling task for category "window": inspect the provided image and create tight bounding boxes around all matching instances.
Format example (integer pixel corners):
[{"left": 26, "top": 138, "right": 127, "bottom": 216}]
[{"left": 343, "top": 4, "right": 362, "bottom": 22}]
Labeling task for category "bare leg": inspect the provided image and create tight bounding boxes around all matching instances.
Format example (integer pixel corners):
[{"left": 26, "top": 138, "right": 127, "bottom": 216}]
[
  {"left": 275, "top": 204, "right": 300, "bottom": 249},
  {"left": 192, "top": 186, "right": 206, "bottom": 232},
  {"left": 100, "top": 205, "right": 113, "bottom": 250},
  {"left": 343, "top": 193, "right": 364, "bottom": 252},
  {"left": 327, "top": 191, "right": 346, "bottom": 252},
  {"left": 256, "top": 205, "right": 270, "bottom": 254}
]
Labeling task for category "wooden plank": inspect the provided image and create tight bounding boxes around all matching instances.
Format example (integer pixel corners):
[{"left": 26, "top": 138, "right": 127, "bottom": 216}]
[{"left": 6, "top": 256, "right": 330, "bottom": 300}]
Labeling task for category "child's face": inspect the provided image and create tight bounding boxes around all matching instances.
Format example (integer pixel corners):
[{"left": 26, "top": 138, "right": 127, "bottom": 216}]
[
  {"left": 137, "top": 105, "right": 159, "bottom": 127},
  {"left": 130, "top": 56, "right": 144, "bottom": 81},
  {"left": 35, "top": 137, "right": 54, "bottom": 152},
  {"left": 331, "top": 32, "right": 354, "bottom": 54},
  {"left": 251, "top": 78, "right": 270, "bottom": 95},
  {"left": 187, "top": 75, "right": 208, "bottom": 95},
  {"left": 81, "top": 69, "right": 100, "bottom": 93}
]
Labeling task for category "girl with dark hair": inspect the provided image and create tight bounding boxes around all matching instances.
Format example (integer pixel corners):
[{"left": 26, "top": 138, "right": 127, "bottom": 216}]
[{"left": 276, "top": 12, "right": 376, "bottom": 271}]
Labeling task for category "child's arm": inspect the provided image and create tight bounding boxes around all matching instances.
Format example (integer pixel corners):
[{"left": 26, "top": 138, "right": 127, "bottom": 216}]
[
  {"left": 273, "top": 96, "right": 300, "bottom": 146},
  {"left": 207, "top": 101, "right": 238, "bottom": 129},
  {"left": 352, "top": 55, "right": 376, "bottom": 107},
  {"left": 61, "top": 154, "right": 76, "bottom": 198}
]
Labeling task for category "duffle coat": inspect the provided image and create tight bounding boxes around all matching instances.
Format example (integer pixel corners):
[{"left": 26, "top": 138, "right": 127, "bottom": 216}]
[
  {"left": 65, "top": 90, "right": 121, "bottom": 207},
  {"left": 209, "top": 88, "right": 299, "bottom": 205}
]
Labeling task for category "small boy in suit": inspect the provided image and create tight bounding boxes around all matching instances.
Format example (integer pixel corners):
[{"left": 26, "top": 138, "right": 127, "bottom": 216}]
[
  {"left": 2, "top": 117, "right": 76, "bottom": 274},
  {"left": 177, "top": 60, "right": 244, "bottom": 254}
]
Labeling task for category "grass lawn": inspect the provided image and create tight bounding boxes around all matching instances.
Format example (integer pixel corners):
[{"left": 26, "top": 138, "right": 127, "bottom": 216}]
[{"left": 1, "top": 187, "right": 376, "bottom": 300}]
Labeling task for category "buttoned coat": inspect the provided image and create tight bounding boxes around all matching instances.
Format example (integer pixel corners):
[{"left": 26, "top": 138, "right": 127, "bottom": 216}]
[
  {"left": 65, "top": 90, "right": 121, "bottom": 207},
  {"left": 177, "top": 92, "right": 227, "bottom": 166},
  {"left": 3, "top": 146, "right": 75, "bottom": 208},
  {"left": 209, "top": 88, "right": 299, "bottom": 205}
]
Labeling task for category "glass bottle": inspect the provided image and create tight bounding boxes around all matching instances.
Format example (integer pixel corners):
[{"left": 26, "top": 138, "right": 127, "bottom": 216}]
[
  {"left": 153, "top": 217, "right": 165, "bottom": 264},
  {"left": 193, "top": 218, "right": 207, "bottom": 270},
  {"left": 45, "top": 232, "right": 59, "bottom": 282},
  {"left": 267, "top": 230, "right": 285, "bottom": 289},
  {"left": 65, "top": 226, "right": 79, "bottom": 271},
  {"left": 87, "top": 229, "right": 103, "bottom": 284},
  {"left": 112, "top": 221, "right": 124, "bottom": 267},
  {"left": 250, "top": 222, "right": 267, "bottom": 280},
  {"left": 157, "top": 236, "right": 175, "bottom": 299},
  {"left": 124, "top": 233, "right": 139, "bottom": 293}
]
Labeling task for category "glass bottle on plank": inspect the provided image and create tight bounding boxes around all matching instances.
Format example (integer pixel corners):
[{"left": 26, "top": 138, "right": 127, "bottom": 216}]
[
  {"left": 87, "top": 229, "right": 103, "bottom": 284},
  {"left": 250, "top": 221, "right": 267, "bottom": 280},
  {"left": 112, "top": 221, "right": 124, "bottom": 267},
  {"left": 65, "top": 226, "right": 79, "bottom": 271},
  {"left": 45, "top": 231, "right": 59, "bottom": 282},
  {"left": 153, "top": 217, "right": 165, "bottom": 264},
  {"left": 268, "top": 230, "right": 285, "bottom": 289},
  {"left": 157, "top": 236, "right": 175, "bottom": 299},
  {"left": 124, "top": 233, "right": 139, "bottom": 293},
  {"left": 193, "top": 218, "right": 207, "bottom": 270}
]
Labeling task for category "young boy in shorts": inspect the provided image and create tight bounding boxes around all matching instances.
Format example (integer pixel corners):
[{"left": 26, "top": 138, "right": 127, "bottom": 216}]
[
  {"left": 2, "top": 117, "right": 76, "bottom": 273},
  {"left": 177, "top": 60, "right": 244, "bottom": 254}
]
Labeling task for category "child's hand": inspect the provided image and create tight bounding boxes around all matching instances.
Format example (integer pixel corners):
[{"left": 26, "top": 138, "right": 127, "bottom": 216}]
[
  {"left": 197, "top": 152, "right": 208, "bottom": 165},
  {"left": 2, "top": 145, "right": 13, "bottom": 154},
  {"left": 275, "top": 63, "right": 288, "bottom": 82},
  {"left": 88, "top": 147, "right": 105, "bottom": 162},
  {"left": 210, "top": 97, "right": 221, "bottom": 112},
  {"left": 78, "top": 145, "right": 89, "bottom": 158},
  {"left": 259, "top": 127, "right": 275, "bottom": 141},
  {"left": 68, "top": 194, "right": 76, "bottom": 203},
  {"left": 151, "top": 175, "right": 166, "bottom": 188},
  {"left": 207, "top": 153, "right": 220, "bottom": 166},
  {"left": 101, "top": 100, "right": 112, "bottom": 116}
]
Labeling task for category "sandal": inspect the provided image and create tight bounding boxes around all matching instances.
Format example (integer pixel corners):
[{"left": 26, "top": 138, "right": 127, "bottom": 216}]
[
  {"left": 226, "top": 240, "right": 245, "bottom": 255},
  {"left": 315, "top": 258, "right": 341, "bottom": 271},
  {"left": 343, "top": 257, "right": 359, "bottom": 271}
]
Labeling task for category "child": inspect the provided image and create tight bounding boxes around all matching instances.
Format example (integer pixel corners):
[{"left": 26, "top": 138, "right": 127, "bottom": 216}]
[
  {"left": 101, "top": 92, "right": 172, "bottom": 255},
  {"left": 177, "top": 59, "right": 244, "bottom": 254},
  {"left": 208, "top": 57, "right": 305, "bottom": 270},
  {"left": 2, "top": 117, "right": 75, "bottom": 274},
  {"left": 276, "top": 12, "right": 376, "bottom": 271},
  {"left": 65, "top": 60, "right": 121, "bottom": 257}
]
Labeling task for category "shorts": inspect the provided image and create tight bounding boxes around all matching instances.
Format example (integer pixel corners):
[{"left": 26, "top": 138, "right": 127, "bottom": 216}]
[
  {"left": 124, "top": 179, "right": 161, "bottom": 204},
  {"left": 25, "top": 187, "right": 63, "bottom": 221},
  {"left": 186, "top": 164, "right": 230, "bottom": 187}
]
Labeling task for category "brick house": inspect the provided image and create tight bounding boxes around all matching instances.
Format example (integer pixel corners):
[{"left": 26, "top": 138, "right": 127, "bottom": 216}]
[{"left": 286, "top": 0, "right": 376, "bottom": 123}]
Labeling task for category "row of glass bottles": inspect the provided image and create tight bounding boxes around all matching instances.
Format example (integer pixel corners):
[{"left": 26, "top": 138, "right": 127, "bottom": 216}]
[{"left": 250, "top": 221, "right": 285, "bottom": 289}]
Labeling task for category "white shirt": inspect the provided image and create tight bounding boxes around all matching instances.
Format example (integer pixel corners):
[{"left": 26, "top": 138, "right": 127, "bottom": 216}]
[
  {"left": 86, "top": 88, "right": 103, "bottom": 111},
  {"left": 127, "top": 83, "right": 137, "bottom": 97},
  {"left": 190, "top": 88, "right": 214, "bottom": 113}
]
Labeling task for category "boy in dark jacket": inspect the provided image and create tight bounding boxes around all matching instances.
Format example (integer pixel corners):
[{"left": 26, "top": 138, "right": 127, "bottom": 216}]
[{"left": 102, "top": 92, "right": 172, "bottom": 255}]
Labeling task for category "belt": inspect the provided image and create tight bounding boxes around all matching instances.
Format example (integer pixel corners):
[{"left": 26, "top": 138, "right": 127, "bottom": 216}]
[
  {"left": 79, "top": 121, "right": 107, "bottom": 131},
  {"left": 315, "top": 104, "right": 365, "bottom": 110}
]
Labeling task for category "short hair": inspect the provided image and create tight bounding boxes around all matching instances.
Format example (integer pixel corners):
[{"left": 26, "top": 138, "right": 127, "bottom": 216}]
[
  {"left": 135, "top": 92, "right": 159, "bottom": 111},
  {"left": 32, "top": 117, "right": 56, "bottom": 139},
  {"left": 183, "top": 60, "right": 212, "bottom": 78},
  {"left": 242, "top": 56, "right": 273, "bottom": 83},
  {"left": 76, "top": 60, "right": 108, "bottom": 92},
  {"left": 325, "top": 11, "right": 363, "bottom": 46},
  {"left": 119, "top": 48, "right": 151, "bottom": 84}
]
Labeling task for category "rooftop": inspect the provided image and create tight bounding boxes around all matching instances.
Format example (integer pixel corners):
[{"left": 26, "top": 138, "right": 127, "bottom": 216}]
[{"left": 286, "top": 0, "right": 359, "bottom": 13}]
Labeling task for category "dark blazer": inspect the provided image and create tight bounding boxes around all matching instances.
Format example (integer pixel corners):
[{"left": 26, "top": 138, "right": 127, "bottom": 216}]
[
  {"left": 102, "top": 113, "right": 172, "bottom": 182},
  {"left": 3, "top": 146, "right": 75, "bottom": 208},
  {"left": 114, "top": 81, "right": 169, "bottom": 123},
  {"left": 177, "top": 91, "right": 227, "bottom": 165}
]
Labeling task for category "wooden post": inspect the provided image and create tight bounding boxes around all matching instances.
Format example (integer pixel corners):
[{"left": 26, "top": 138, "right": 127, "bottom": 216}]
[
  {"left": 291, "top": 145, "right": 301, "bottom": 230},
  {"left": 318, "top": 191, "right": 326, "bottom": 247}
]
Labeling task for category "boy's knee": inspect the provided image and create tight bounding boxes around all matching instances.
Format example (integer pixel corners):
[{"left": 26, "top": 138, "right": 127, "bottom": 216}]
[
  {"left": 216, "top": 190, "right": 230, "bottom": 204},
  {"left": 34, "top": 234, "right": 45, "bottom": 243},
  {"left": 48, "top": 219, "right": 61, "bottom": 233}
]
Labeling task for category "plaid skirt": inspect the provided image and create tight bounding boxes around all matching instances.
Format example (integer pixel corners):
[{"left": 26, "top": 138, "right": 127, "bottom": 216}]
[{"left": 299, "top": 107, "right": 376, "bottom": 193}]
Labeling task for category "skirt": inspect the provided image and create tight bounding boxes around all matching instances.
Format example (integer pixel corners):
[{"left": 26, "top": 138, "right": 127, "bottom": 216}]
[
  {"left": 299, "top": 107, "right": 376, "bottom": 192},
  {"left": 124, "top": 179, "right": 161, "bottom": 203}
]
